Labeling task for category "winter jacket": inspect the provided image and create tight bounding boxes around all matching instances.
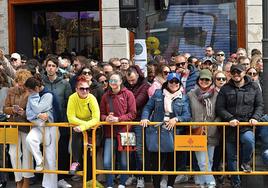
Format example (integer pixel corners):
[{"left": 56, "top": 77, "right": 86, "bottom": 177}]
[
  {"left": 89, "top": 80, "right": 104, "bottom": 104},
  {"left": 124, "top": 65, "right": 150, "bottom": 121},
  {"left": 100, "top": 87, "right": 136, "bottom": 138},
  {"left": 216, "top": 75, "right": 263, "bottom": 142},
  {"left": 43, "top": 73, "right": 72, "bottom": 121},
  {"left": 187, "top": 88, "right": 220, "bottom": 146},
  {"left": 141, "top": 89, "right": 191, "bottom": 126},
  {"left": 67, "top": 92, "right": 100, "bottom": 131}
]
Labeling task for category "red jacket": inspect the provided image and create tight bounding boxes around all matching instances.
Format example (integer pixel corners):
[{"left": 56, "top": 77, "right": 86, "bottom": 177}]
[{"left": 100, "top": 87, "right": 136, "bottom": 137}]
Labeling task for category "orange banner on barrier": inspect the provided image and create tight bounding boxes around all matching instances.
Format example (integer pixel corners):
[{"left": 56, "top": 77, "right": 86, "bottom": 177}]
[
  {"left": 0, "top": 128, "right": 18, "bottom": 144},
  {"left": 175, "top": 135, "right": 207, "bottom": 151}
]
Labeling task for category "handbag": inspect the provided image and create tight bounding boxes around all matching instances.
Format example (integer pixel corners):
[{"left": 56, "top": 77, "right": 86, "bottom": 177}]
[
  {"left": 108, "top": 95, "right": 136, "bottom": 151},
  {"left": 146, "top": 122, "right": 174, "bottom": 152},
  {"left": 191, "top": 126, "right": 206, "bottom": 135}
]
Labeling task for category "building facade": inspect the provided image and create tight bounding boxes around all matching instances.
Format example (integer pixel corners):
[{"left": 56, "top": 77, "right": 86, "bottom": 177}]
[{"left": 0, "top": 0, "right": 263, "bottom": 61}]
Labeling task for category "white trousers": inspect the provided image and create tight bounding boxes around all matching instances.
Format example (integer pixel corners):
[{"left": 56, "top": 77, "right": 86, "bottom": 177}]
[
  {"left": 9, "top": 131, "right": 34, "bottom": 182},
  {"left": 26, "top": 126, "right": 58, "bottom": 188}
]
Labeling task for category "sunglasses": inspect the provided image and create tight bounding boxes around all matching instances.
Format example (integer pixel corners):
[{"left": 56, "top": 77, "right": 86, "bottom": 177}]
[
  {"left": 217, "top": 54, "right": 225, "bottom": 56},
  {"left": 78, "top": 87, "right": 90, "bottom": 92},
  {"left": 82, "top": 71, "right": 91, "bottom": 75},
  {"left": 11, "top": 58, "right": 17, "bottom": 61},
  {"left": 100, "top": 80, "right": 108, "bottom": 84},
  {"left": 199, "top": 78, "right": 211, "bottom": 82},
  {"left": 109, "top": 79, "right": 119, "bottom": 84},
  {"left": 176, "top": 62, "right": 186, "bottom": 67},
  {"left": 163, "top": 71, "right": 170, "bottom": 75},
  {"left": 231, "top": 70, "right": 242, "bottom": 75},
  {"left": 168, "top": 79, "right": 180, "bottom": 84},
  {"left": 216, "top": 77, "right": 227, "bottom": 81},
  {"left": 247, "top": 72, "right": 258, "bottom": 77}
]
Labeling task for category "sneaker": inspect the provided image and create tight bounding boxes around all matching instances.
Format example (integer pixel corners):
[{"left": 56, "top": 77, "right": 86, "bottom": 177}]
[
  {"left": 118, "top": 185, "right": 125, "bottom": 188},
  {"left": 58, "top": 179, "right": 72, "bottom": 188},
  {"left": 241, "top": 163, "right": 252, "bottom": 172},
  {"left": 125, "top": 176, "right": 137, "bottom": 186},
  {"left": 136, "top": 177, "right": 144, "bottom": 188},
  {"left": 167, "top": 186, "right": 173, "bottom": 188},
  {"left": 194, "top": 175, "right": 201, "bottom": 185},
  {"left": 175, "top": 175, "right": 189, "bottom": 184},
  {"left": 69, "top": 162, "right": 80, "bottom": 175},
  {"left": 160, "top": 175, "right": 168, "bottom": 188},
  {"left": 207, "top": 183, "right": 216, "bottom": 188},
  {"left": 35, "top": 162, "right": 43, "bottom": 171}
]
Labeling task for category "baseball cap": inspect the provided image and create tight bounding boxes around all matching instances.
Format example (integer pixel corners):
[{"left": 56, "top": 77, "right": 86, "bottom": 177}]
[
  {"left": 202, "top": 57, "right": 215, "bottom": 64},
  {"left": 11, "top": 53, "right": 21, "bottom": 60},
  {"left": 230, "top": 64, "right": 245, "bottom": 72},
  {"left": 199, "top": 69, "right": 213, "bottom": 80},
  {"left": 167, "top": 72, "right": 181, "bottom": 81}
]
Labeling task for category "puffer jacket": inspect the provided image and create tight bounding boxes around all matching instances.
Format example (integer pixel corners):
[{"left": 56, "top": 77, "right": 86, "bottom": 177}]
[
  {"left": 185, "top": 64, "right": 199, "bottom": 93},
  {"left": 100, "top": 87, "right": 136, "bottom": 138},
  {"left": 188, "top": 88, "right": 219, "bottom": 146},
  {"left": 216, "top": 75, "right": 263, "bottom": 142}
]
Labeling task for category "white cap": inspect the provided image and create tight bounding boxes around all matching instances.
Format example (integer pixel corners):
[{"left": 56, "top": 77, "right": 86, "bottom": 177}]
[{"left": 11, "top": 53, "right": 21, "bottom": 60}]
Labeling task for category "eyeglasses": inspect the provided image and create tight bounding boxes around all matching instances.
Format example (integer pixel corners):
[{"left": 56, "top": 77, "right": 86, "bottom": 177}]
[
  {"left": 203, "top": 61, "right": 212, "bottom": 65},
  {"left": 199, "top": 78, "right": 211, "bottom": 82},
  {"left": 163, "top": 71, "right": 170, "bottom": 75},
  {"left": 247, "top": 72, "right": 258, "bottom": 77},
  {"left": 216, "top": 77, "right": 227, "bottom": 81},
  {"left": 217, "top": 54, "right": 225, "bottom": 56},
  {"left": 176, "top": 62, "right": 186, "bottom": 67},
  {"left": 168, "top": 79, "right": 180, "bottom": 84},
  {"left": 11, "top": 58, "right": 17, "bottom": 61},
  {"left": 109, "top": 79, "right": 119, "bottom": 84},
  {"left": 78, "top": 87, "right": 90, "bottom": 92},
  {"left": 231, "top": 70, "right": 242, "bottom": 75},
  {"left": 82, "top": 71, "right": 91, "bottom": 75}
]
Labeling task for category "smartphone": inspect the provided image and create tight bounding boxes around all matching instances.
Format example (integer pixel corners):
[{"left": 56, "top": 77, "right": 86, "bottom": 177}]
[{"left": 13, "top": 105, "right": 20, "bottom": 112}]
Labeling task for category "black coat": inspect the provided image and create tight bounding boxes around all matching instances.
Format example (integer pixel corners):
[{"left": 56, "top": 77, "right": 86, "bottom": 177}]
[{"left": 215, "top": 75, "right": 263, "bottom": 141}]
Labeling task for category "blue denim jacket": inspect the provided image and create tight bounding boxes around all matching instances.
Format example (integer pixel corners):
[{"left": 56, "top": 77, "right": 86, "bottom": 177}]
[{"left": 141, "top": 89, "right": 191, "bottom": 123}]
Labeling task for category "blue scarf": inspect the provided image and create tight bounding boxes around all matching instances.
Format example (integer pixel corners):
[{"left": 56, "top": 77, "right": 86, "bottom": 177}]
[{"left": 39, "top": 87, "right": 62, "bottom": 122}]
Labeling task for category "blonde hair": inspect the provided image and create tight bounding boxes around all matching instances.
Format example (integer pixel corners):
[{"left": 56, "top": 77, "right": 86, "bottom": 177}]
[{"left": 14, "top": 69, "right": 32, "bottom": 84}]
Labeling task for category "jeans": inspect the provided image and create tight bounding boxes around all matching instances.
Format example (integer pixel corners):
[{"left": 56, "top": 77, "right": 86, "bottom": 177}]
[
  {"left": 259, "top": 126, "right": 268, "bottom": 164},
  {"left": 226, "top": 131, "right": 255, "bottom": 185},
  {"left": 195, "top": 145, "right": 216, "bottom": 185},
  {"left": 103, "top": 138, "right": 128, "bottom": 187},
  {"left": 132, "top": 125, "right": 143, "bottom": 171}
]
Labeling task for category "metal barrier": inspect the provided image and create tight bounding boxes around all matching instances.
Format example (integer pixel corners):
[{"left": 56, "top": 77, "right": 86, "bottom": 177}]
[
  {"left": 91, "top": 121, "right": 268, "bottom": 187},
  {"left": 0, "top": 122, "right": 88, "bottom": 188}
]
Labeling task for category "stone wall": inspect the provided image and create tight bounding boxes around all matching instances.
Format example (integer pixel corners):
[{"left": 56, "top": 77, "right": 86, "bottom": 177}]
[
  {"left": 246, "top": 0, "right": 262, "bottom": 56},
  {"left": 0, "top": 0, "right": 8, "bottom": 53},
  {"left": 102, "top": 0, "right": 130, "bottom": 61}
]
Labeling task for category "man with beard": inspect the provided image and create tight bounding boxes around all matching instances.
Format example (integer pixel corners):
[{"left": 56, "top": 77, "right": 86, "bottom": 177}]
[{"left": 216, "top": 64, "right": 263, "bottom": 188}]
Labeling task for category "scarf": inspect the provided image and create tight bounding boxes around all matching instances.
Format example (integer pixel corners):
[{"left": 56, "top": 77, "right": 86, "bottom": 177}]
[
  {"left": 194, "top": 85, "right": 215, "bottom": 118},
  {"left": 39, "top": 87, "right": 62, "bottom": 122},
  {"left": 163, "top": 88, "right": 183, "bottom": 115}
]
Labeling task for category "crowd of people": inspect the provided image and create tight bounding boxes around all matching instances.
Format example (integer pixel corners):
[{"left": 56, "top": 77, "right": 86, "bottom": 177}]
[{"left": 0, "top": 46, "right": 266, "bottom": 188}]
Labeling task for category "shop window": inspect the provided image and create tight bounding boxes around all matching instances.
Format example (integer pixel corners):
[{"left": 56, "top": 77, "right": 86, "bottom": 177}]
[
  {"left": 33, "top": 11, "right": 100, "bottom": 60},
  {"left": 146, "top": 0, "right": 237, "bottom": 59}
]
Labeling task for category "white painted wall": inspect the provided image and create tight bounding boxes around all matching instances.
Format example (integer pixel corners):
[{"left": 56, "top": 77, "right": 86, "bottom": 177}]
[{"left": 0, "top": 0, "right": 9, "bottom": 53}]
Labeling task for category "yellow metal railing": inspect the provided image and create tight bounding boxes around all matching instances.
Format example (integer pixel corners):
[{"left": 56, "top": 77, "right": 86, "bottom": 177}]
[
  {"left": 91, "top": 122, "right": 268, "bottom": 187},
  {"left": 0, "top": 122, "right": 88, "bottom": 188}
]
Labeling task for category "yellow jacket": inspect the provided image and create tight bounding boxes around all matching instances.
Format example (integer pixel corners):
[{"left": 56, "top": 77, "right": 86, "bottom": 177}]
[{"left": 67, "top": 92, "right": 100, "bottom": 131}]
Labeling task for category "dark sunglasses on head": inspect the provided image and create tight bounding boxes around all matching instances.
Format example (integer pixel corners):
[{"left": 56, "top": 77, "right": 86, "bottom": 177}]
[
  {"left": 216, "top": 77, "right": 227, "bottom": 81},
  {"left": 176, "top": 62, "right": 186, "bottom": 67},
  {"left": 82, "top": 71, "right": 91, "bottom": 75},
  {"left": 247, "top": 72, "right": 258, "bottom": 77},
  {"left": 168, "top": 79, "right": 180, "bottom": 84},
  {"left": 217, "top": 54, "right": 225, "bottom": 56},
  {"left": 78, "top": 87, "right": 90, "bottom": 92},
  {"left": 163, "top": 71, "right": 170, "bottom": 75},
  {"left": 199, "top": 78, "right": 211, "bottom": 82},
  {"left": 231, "top": 70, "right": 242, "bottom": 75}
]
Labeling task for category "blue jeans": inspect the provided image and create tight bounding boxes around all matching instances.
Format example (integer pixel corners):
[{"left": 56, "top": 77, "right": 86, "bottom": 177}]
[
  {"left": 226, "top": 131, "right": 255, "bottom": 185},
  {"left": 103, "top": 138, "right": 128, "bottom": 187},
  {"left": 195, "top": 145, "right": 216, "bottom": 185},
  {"left": 132, "top": 125, "right": 143, "bottom": 171},
  {"left": 258, "top": 126, "right": 268, "bottom": 164}
]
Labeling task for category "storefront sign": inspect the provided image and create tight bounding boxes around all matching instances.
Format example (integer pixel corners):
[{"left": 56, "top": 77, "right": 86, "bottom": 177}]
[{"left": 134, "top": 39, "right": 147, "bottom": 76}]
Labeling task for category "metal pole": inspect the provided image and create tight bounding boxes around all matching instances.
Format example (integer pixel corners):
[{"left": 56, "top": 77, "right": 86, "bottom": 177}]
[
  {"left": 262, "top": 0, "right": 268, "bottom": 113},
  {"left": 135, "top": 0, "right": 146, "bottom": 39}
]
